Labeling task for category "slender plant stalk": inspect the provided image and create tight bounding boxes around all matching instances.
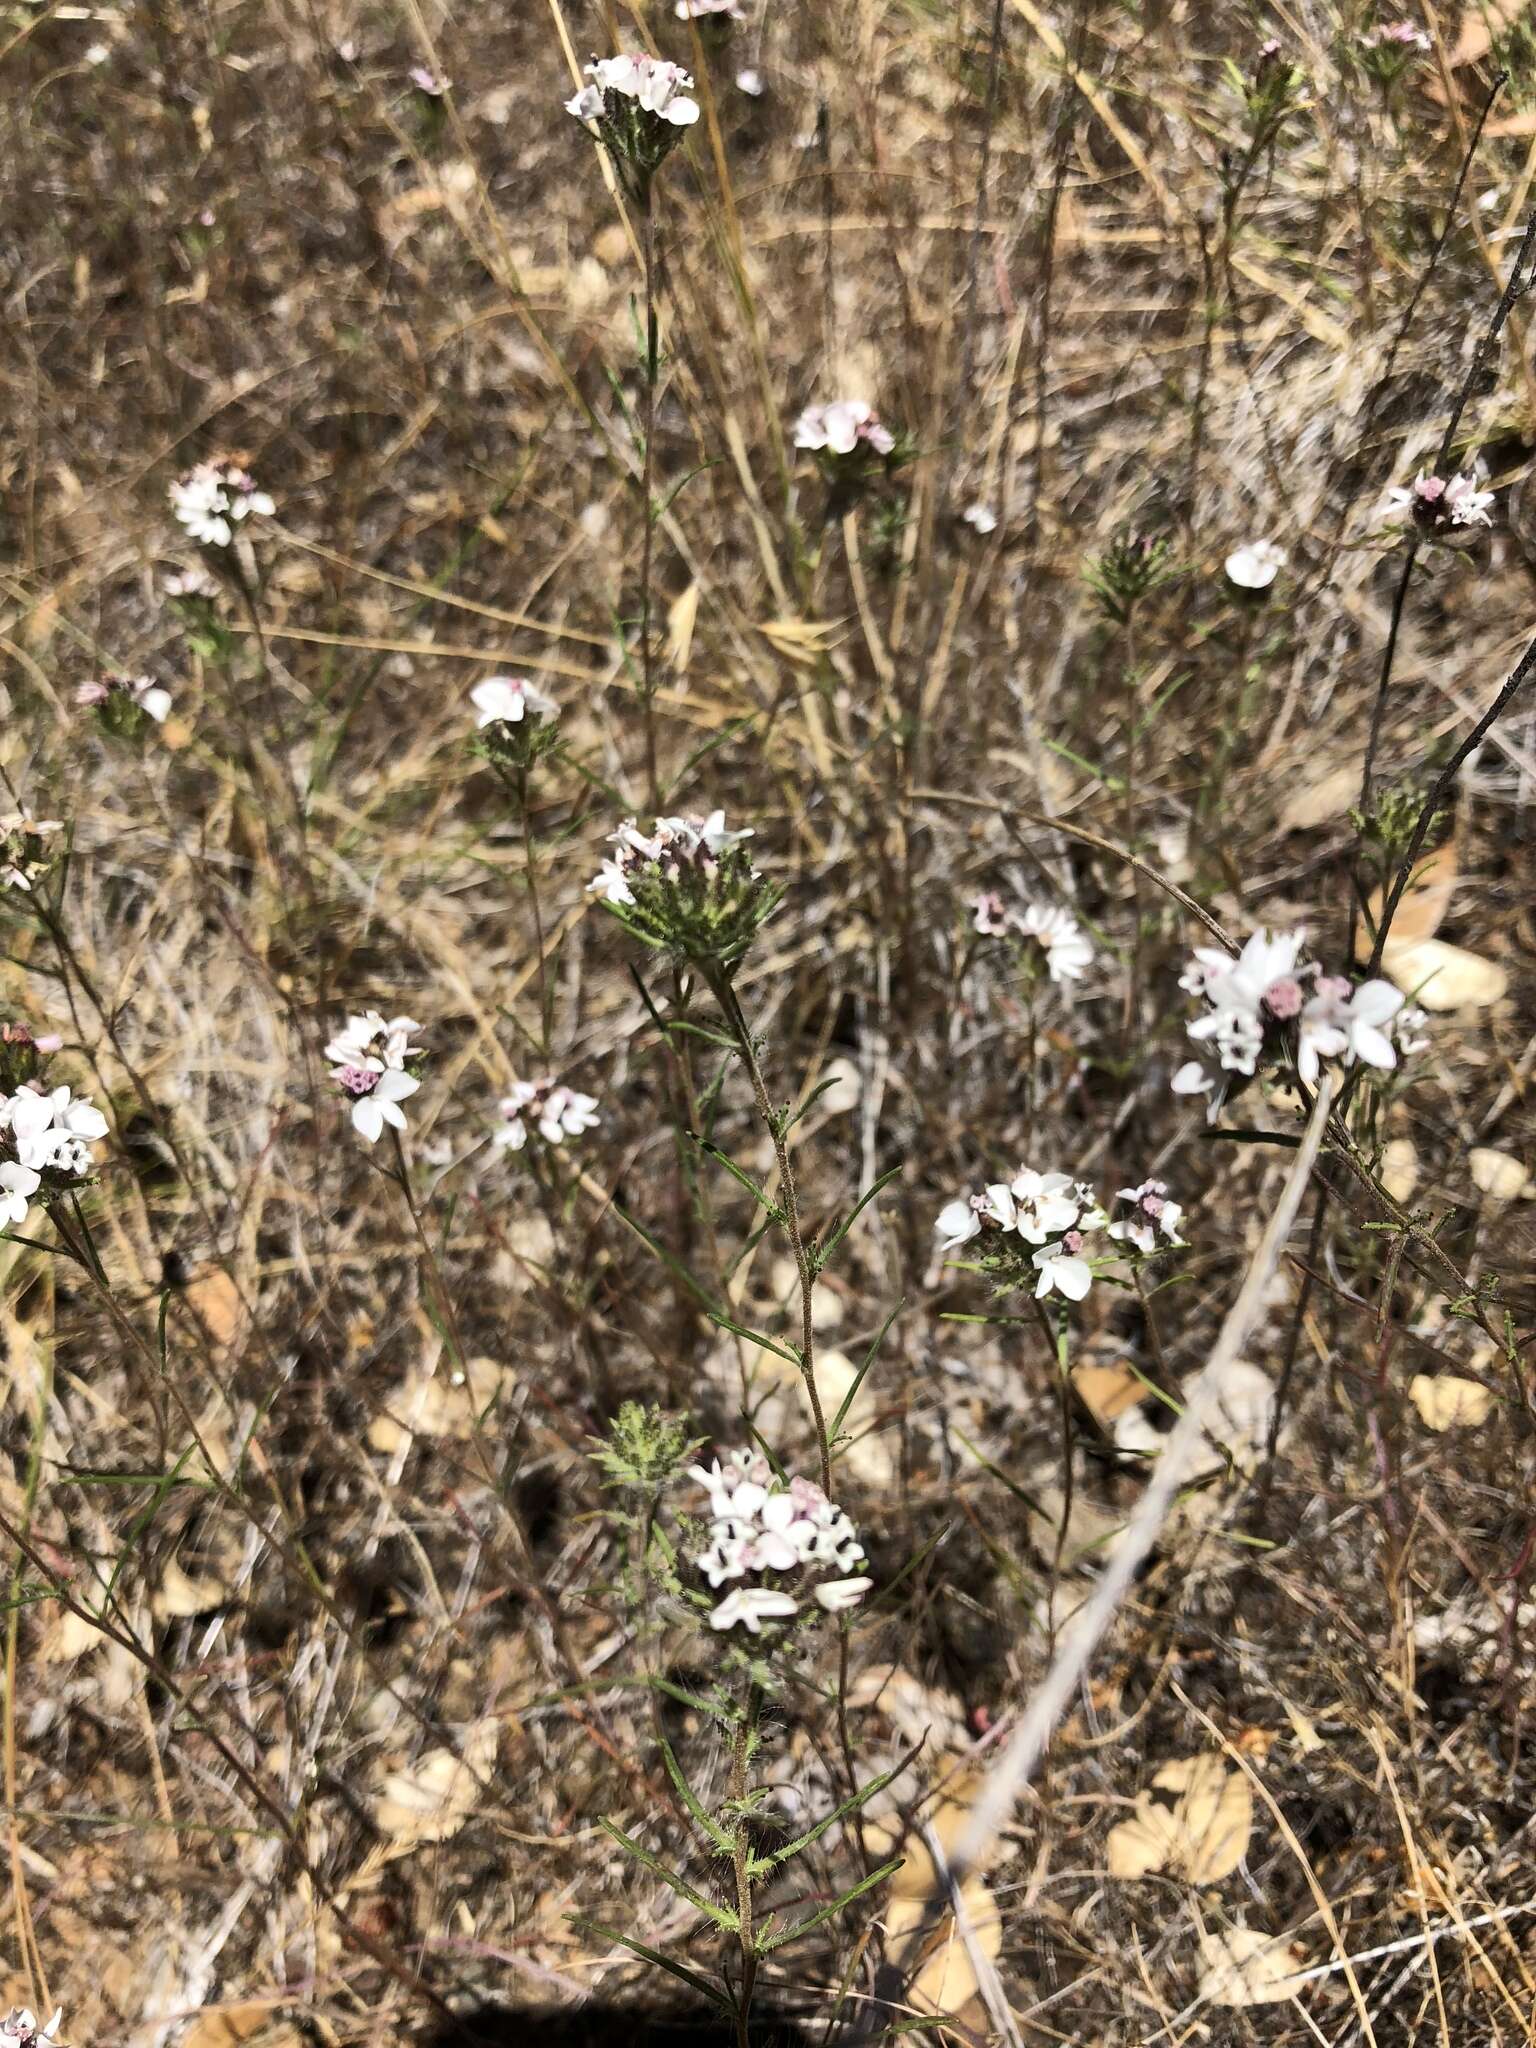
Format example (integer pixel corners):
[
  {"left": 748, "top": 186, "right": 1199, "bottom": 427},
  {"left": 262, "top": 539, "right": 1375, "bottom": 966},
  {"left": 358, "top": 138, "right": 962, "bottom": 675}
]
[
  {"left": 729, "top": 1686, "right": 760, "bottom": 2048},
  {"left": 516, "top": 764, "right": 553, "bottom": 1057},
  {"left": 639, "top": 194, "right": 662, "bottom": 814},
  {"left": 709, "top": 970, "right": 833, "bottom": 1493}
]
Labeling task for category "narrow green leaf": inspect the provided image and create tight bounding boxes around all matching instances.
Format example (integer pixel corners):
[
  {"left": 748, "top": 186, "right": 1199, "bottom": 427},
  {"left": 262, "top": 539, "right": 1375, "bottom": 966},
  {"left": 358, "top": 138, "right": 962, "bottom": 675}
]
[
  {"left": 708, "top": 1312, "right": 800, "bottom": 1368},
  {"left": 831, "top": 1297, "right": 903, "bottom": 1442},
  {"left": 748, "top": 1746, "right": 920, "bottom": 1875},
  {"left": 755, "top": 1855, "right": 904, "bottom": 1953},
  {"left": 657, "top": 1729, "right": 733, "bottom": 1851},
  {"left": 598, "top": 1818, "right": 740, "bottom": 1930},
  {"left": 816, "top": 1164, "right": 904, "bottom": 1273},
  {"left": 570, "top": 1918, "right": 735, "bottom": 2013},
  {"left": 687, "top": 1133, "right": 787, "bottom": 1224}
]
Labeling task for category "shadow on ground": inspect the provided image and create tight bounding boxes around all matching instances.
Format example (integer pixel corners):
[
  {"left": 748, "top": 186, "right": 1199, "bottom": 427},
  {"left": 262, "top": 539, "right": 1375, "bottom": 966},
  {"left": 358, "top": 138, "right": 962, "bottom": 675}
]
[{"left": 419, "top": 2006, "right": 817, "bottom": 2048}]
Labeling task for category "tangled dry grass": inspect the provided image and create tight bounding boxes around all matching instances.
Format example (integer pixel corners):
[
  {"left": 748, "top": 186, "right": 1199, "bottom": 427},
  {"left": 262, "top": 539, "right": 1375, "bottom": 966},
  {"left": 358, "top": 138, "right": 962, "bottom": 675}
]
[{"left": 3, "top": 1, "right": 1536, "bottom": 2045}]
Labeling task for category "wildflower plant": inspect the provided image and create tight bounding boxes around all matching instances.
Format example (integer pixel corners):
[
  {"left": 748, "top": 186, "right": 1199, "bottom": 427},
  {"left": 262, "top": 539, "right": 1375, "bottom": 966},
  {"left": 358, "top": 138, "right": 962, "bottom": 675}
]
[
  {"left": 76, "top": 671, "right": 172, "bottom": 735},
  {"left": 972, "top": 890, "right": 1094, "bottom": 984},
  {"left": 1084, "top": 531, "right": 1176, "bottom": 623},
  {"left": 1170, "top": 927, "right": 1422, "bottom": 1115},
  {"left": 1354, "top": 18, "right": 1431, "bottom": 90},
  {"left": 493, "top": 1077, "right": 600, "bottom": 1152},
  {"left": 935, "top": 1168, "right": 1116, "bottom": 1303},
  {"left": 169, "top": 461, "right": 274, "bottom": 550},
  {"left": 1386, "top": 470, "right": 1495, "bottom": 540},
  {"left": 0, "top": 1060, "right": 109, "bottom": 1237},
  {"left": 0, "top": 810, "right": 64, "bottom": 901},
  {"left": 565, "top": 54, "right": 699, "bottom": 208},
  {"left": 588, "top": 813, "right": 777, "bottom": 969},
  {"left": 325, "top": 1011, "right": 424, "bottom": 1144},
  {"left": 793, "top": 399, "right": 909, "bottom": 511},
  {"left": 1227, "top": 37, "right": 1304, "bottom": 157},
  {"left": 0, "top": 2012, "right": 62, "bottom": 2048},
  {"left": 583, "top": 1413, "right": 903, "bottom": 2034}
]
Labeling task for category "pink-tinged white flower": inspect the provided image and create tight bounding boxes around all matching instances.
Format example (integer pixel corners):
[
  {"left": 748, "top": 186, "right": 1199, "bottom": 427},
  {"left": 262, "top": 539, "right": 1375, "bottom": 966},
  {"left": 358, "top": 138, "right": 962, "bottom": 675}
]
[
  {"left": 409, "top": 65, "right": 448, "bottom": 94},
  {"left": 326, "top": 1011, "right": 424, "bottom": 1143},
  {"left": 815, "top": 1575, "right": 873, "bottom": 1613},
  {"left": 708, "top": 1586, "right": 799, "bottom": 1633},
  {"left": 0, "top": 2012, "right": 62, "bottom": 2048},
  {"left": 590, "top": 857, "right": 635, "bottom": 906},
  {"left": 1032, "top": 1235, "right": 1094, "bottom": 1301},
  {"left": 567, "top": 53, "right": 700, "bottom": 126},
  {"left": 794, "top": 399, "right": 895, "bottom": 458},
  {"left": 1224, "top": 539, "right": 1286, "bottom": 590},
  {"left": 324, "top": 1012, "right": 423, "bottom": 1072},
  {"left": 470, "top": 675, "right": 558, "bottom": 728},
  {"left": 990, "top": 1168, "right": 1080, "bottom": 1243},
  {"left": 677, "top": 0, "right": 742, "bottom": 14},
  {"left": 587, "top": 810, "right": 753, "bottom": 902},
  {"left": 169, "top": 462, "right": 274, "bottom": 548},
  {"left": 1184, "top": 928, "right": 1306, "bottom": 1075},
  {"left": 1299, "top": 976, "right": 1404, "bottom": 1077},
  {"left": 336, "top": 1064, "right": 420, "bottom": 1143},
  {"left": 1109, "top": 1178, "right": 1186, "bottom": 1255},
  {"left": 1386, "top": 470, "right": 1495, "bottom": 535},
  {"left": 1366, "top": 20, "right": 1430, "bottom": 49},
  {"left": 972, "top": 890, "right": 1093, "bottom": 980},
  {"left": 3, "top": 1085, "right": 109, "bottom": 1174},
  {"left": 972, "top": 891, "right": 1009, "bottom": 936},
  {"left": 691, "top": 1452, "right": 868, "bottom": 1618},
  {"left": 494, "top": 1077, "right": 600, "bottom": 1151},
  {"left": 963, "top": 502, "right": 999, "bottom": 535},
  {"left": 934, "top": 1197, "right": 983, "bottom": 1250},
  {"left": 736, "top": 67, "right": 765, "bottom": 95},
  {"left": 77, "top": 673, "right": 172, "bottom": 723},
  {"left": 0, "top": 1160, "right": 41, "bottom": 1231},
  {"left": 1017, "top": 903, "right": 1093, "bottom": 982}
]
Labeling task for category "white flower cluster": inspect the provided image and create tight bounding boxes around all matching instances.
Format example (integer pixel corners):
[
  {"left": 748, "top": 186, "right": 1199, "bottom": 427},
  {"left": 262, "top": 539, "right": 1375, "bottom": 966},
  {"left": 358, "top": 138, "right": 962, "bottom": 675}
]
[
  {"left": 494, "top": 1077, "right": 600, "bottom": 1151},
  {"left": 169, "top": 463, "right": 275, "bottom": 548},
  {"left": 471, "top": 675, "right": 557, "bottom": 728},
  {"left": 588, "top": 810, "right": 752, "bottom": 907},
  {"left": 972, "top": 891, "right": 1093, "bottom": 983},
  {"left": 76, "top": 673, "right": 172, "bottom": 724},
  {"left": 565, "top": 53, "right": 700, "bottom": 127},
  {"left": 691, "top": 1450, "right": 871, "bottom": 1633},
  {"left": 0, "top": 2010, "right": 61, "bottom": 2048},
  {"left": 1172, "top": 928, "right": 1425, "bottom": 1107},
  {"left": 934, "top": 1168, "right": 1108, "bottom": 1301},
  {"left": 325, "top": 1011, "right": 423, "bottom": 1144},
  {"left": 936, "top": 1165, "right": 1188, "bottom": 1301},
  {"left": 0, "top": 810, "right": 62, "bottom": 895},
  {"left": 793, "top": 399, "right": 894, "bottom": 458},
  {"left": 1108, "top": 1178, "right": 1185, "bottom": 1254},
  {"left": 1386, "top": 471, "right": 1494, "bottom": 534},
  {"left": 0, "top": 1084, "right": 109, "bottom": 1231}
]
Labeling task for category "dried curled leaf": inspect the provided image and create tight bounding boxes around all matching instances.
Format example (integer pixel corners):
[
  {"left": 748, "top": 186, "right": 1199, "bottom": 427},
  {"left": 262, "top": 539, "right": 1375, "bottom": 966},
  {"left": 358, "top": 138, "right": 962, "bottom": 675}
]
[
  {"left": 1408, "top": 1374, "right": 1494, "bottom": 1432},
  {"left": 1367, "top": 838, "right": 1457, "bottom": 945},
  {"left": 1469, "top": 1147, "right": 1532, "bottom": 1201},
  {"left": 1381, "top": 1137, "right": 1419, "bottom": 1205},
  {"left": 1106, "top": 1754, "right": 1253, "bottom": 1883},
  {"left": 1278, "top": 763, "right": 1359, "bottom": 835},
  {"left": 1198, "top": 1925, "right": 1309, "bottom": 2007},
  {"left": 1381, "top": 935, "right": 1507, "bottom": 1013},
  {"left": 885, "top": 1877, "right": 1002, "bottom": 2015},
  {"left": 153, "top": 1557, "right": 231, "bottom": 1621},
  {"left": 370, "top": 1717, "right": 499, "bottom": 1851}
]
